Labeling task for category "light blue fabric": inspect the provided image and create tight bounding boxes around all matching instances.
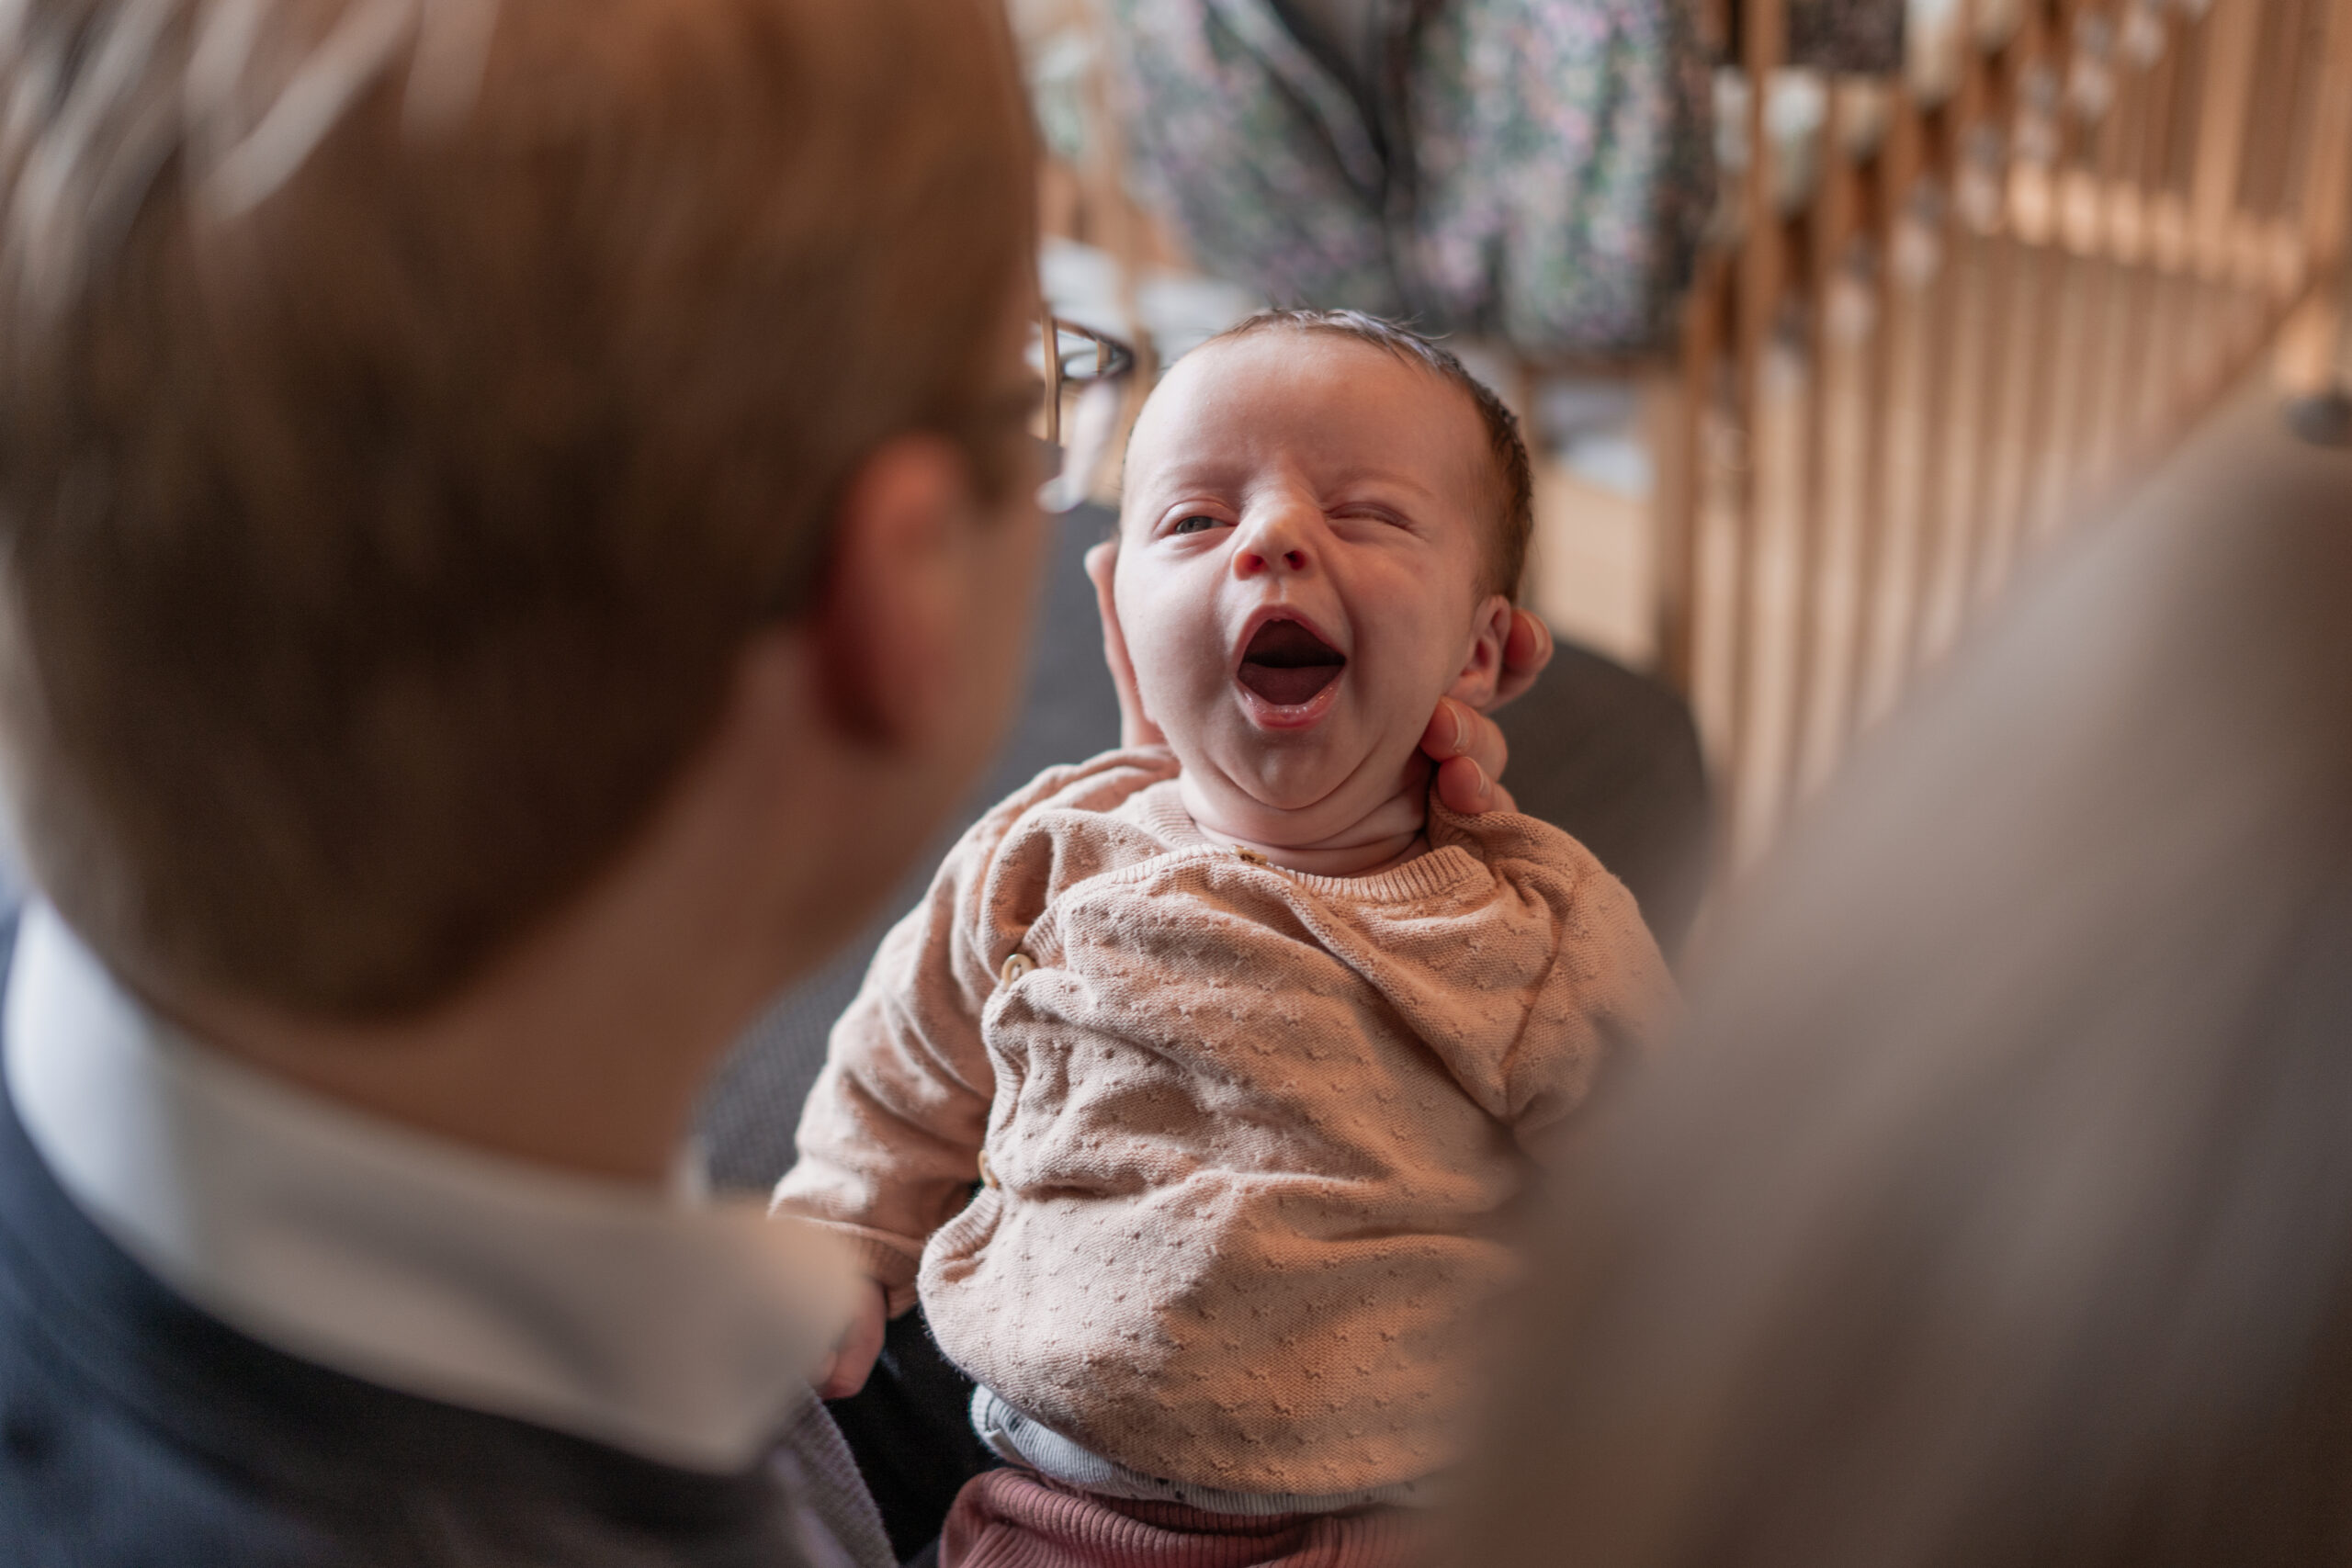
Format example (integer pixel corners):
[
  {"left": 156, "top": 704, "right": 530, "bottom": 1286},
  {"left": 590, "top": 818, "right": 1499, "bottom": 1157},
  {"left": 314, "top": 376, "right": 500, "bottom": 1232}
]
[{"left": 970, "top": 1385, "right": 1441, "bottom": 1517}]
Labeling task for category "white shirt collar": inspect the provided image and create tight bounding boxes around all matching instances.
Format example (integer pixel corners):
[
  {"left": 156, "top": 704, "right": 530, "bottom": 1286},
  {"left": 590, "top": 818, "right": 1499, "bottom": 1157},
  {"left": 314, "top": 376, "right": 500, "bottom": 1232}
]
[{"left": 3, "top": 903, "right": 856, "bottom": 1474}]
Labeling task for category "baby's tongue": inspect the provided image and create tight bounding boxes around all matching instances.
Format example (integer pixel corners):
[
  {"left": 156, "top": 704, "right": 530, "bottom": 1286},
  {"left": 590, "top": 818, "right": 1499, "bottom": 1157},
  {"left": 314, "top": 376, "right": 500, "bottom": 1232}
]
[
  {"left": 1240, "top": 662, "right": 1340, "bottom": 705},
  {"left": 1238, "top": 619, "right": 1345, "bottom": 706}
]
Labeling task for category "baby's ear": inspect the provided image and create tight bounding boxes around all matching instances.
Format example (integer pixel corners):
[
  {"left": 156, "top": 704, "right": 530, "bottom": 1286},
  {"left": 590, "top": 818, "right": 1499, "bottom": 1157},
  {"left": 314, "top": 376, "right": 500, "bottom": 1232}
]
[{"left": 1445, "top": 594, "right": 1516, "bottom": 712}]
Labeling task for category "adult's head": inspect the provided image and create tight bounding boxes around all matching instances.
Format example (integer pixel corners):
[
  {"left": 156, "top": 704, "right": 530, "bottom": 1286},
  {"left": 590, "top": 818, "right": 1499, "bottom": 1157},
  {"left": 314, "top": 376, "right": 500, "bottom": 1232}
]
[
  {"left": 1455, "top": 402, "right": 2352, "bottom": 1564},
  {"left": 0, "top": 0, "right": 1039, "bottom": 1026}
]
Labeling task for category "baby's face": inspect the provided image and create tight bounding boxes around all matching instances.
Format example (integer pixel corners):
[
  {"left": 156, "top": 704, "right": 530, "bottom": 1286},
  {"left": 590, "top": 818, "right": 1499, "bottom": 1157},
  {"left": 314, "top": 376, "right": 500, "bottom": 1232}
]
[{"left": 1114, "top": 333, "right": 1510, "bottom": 846}]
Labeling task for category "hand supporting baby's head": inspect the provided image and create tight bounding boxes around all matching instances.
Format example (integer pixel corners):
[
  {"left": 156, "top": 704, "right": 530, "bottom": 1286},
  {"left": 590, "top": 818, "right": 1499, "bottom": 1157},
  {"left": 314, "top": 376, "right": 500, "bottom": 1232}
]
[{"left": 1111, "top": 310, "right": 1533, "bottom": 873}]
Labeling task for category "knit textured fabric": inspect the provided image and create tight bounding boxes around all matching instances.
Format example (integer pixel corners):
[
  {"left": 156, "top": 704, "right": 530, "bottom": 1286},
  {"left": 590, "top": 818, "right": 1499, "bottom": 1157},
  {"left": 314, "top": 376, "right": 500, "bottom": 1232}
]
[
  {"left": 775, "top": 749, "right": 1671, "bottom": 1495},
  {"left": 941, "top": 1469, "right": 1430, "bottom": 1568}
]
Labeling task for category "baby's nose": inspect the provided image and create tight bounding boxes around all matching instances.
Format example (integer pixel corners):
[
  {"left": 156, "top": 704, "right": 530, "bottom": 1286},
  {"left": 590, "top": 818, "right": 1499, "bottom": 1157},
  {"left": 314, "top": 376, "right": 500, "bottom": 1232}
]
[
  {"left": 1232, "top": 505, "right": 1316, "bottom": 577},
  {"left": 1238, "top": 543, "right": 1308, "bottom": 573}
]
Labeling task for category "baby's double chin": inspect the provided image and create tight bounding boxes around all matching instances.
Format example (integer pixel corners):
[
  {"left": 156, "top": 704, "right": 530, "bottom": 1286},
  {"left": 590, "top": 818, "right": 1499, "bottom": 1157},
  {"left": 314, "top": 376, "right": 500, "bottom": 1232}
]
[{"left": 1177, "top": 761, "right": 1431, "bottom": 877}]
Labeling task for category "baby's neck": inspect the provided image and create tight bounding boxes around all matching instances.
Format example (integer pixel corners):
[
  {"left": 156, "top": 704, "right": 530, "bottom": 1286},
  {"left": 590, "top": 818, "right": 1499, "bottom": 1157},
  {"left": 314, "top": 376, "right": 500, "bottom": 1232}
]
[{"left": 1176, "top": 766, "right": 1431, "bottom": 878}]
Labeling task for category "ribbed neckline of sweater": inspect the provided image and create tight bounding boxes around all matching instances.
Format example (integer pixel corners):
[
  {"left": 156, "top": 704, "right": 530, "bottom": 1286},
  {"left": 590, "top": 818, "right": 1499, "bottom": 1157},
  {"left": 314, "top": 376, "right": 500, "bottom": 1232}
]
[{"left": 1122, "top": 781, "right": 1488, "bottom": 906}]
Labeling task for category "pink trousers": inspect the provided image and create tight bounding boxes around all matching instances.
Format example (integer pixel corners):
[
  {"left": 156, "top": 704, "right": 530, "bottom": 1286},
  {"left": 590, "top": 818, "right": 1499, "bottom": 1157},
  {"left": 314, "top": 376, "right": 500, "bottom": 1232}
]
[{"left": 940, "top": 1468, "right": 1431, "bottom": 1568}]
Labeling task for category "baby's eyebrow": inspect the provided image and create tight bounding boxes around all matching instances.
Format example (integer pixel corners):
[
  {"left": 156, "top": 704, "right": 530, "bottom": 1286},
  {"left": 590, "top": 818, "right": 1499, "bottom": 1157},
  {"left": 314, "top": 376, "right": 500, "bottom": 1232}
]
[
  {"left": 1136, "top": 457, "right": 1252, "bottom": 493},
  {"left": 1130, "top": 458, "right": 1453, "bottom": 515},
  {"left": 1160, "top": 457, "right": 1436, "bottom": 491},
  {"left": 1314, "top": 470, "right": 1443, "bottom": 504}
]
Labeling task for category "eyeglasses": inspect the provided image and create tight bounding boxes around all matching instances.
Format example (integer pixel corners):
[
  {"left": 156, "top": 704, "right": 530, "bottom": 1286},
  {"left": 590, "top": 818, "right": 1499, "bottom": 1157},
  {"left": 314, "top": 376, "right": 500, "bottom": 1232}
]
[{"left": 1033, "top": 307, "right": 1138, "bottom": 513}]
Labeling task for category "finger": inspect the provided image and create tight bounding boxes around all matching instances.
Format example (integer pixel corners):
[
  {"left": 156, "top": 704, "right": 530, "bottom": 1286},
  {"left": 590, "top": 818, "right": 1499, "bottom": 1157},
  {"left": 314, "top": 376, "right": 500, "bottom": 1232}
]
[
  {"left": 816, "top": 1321, "right": 884, "bottom": 1400},
  {"left": 1492, "top": 609, "right": 1555, "bottom": 708},
  {"left": 1419, "top": 694, "right": 1471, "bottom": 761},
  {"left": 1421, "top": 696, "right": 1510, "bottom": 784},
  {"left": 1431, "top": 752, "right": 1519, "bottom": 816},
  {"left": 1505, "top": 606, "right": 1554, "bottom": 671}
]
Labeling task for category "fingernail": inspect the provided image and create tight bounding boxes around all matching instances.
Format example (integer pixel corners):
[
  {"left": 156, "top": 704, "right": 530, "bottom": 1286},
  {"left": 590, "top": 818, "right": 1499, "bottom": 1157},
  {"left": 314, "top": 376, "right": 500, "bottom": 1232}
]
[
  {"left": 1447, "top": 700, "right": 1467, "bottom": 754},
  {"left": 1470, "top": 760, "right": 1490, "bottom": 799}
]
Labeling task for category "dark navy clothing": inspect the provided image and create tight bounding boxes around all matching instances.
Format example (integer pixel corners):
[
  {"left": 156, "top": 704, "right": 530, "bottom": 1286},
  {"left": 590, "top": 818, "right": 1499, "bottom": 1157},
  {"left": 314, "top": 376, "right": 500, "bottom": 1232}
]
[{"left": 0, "top": 923, "right": 816, "bottom": 1568}]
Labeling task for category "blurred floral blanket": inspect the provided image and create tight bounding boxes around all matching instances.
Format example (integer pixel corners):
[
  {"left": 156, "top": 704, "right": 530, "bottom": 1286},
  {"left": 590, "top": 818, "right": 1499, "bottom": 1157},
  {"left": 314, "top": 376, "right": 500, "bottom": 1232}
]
[{"left": 1099, "top": 0, "right": 1716, "bottom": 358}]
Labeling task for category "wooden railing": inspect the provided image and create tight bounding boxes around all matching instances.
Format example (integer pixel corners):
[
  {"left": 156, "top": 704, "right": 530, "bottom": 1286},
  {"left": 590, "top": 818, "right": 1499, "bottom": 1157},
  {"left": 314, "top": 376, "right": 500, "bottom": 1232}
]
[{"left": 1665, "top": 0, "right": 2352, "bottom": 859}]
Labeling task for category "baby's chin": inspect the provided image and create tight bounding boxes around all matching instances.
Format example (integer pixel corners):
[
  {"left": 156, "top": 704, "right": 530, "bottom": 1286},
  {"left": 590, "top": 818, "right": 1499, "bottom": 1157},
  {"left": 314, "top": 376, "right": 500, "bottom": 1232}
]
[{"left": 1177, "top": 730, "right": 1428, "bottom": 847}]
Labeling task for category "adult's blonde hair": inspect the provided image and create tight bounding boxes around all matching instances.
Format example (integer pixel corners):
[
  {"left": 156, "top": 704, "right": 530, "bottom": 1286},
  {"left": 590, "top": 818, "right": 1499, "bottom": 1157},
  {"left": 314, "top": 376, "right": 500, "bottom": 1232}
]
[{"left": 0, "top": 0, "right": 1035, "bottom": 1015}]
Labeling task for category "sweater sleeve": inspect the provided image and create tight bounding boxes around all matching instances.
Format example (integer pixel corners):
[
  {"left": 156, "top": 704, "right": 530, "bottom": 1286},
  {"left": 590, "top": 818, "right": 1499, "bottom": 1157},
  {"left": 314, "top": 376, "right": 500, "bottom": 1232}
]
[
  {"left": 1487, "top": 828, "right": 1681, "bottom": 1159},
  {"left": 771, "top": 805, "right": 1037, "bottom": 1315},
  {"left": 770, "top": 914, "right": 989, "bottom": 1314},
  {"left": 1514, "top": 865, "right": 1679, "bottom": 1157},
  {"left": 771, "top": 751, "right": 1172, "bottom": 1314}
]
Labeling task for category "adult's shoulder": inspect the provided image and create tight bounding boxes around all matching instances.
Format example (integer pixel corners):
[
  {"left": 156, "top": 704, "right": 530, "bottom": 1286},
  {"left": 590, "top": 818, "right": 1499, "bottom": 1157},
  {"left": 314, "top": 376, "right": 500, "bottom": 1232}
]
[
  {"left": 0, "top": 917, "right": 841, "bottom": 1567},
  {"left": 0, "top": 1166, "right": 823, "bottom": 1566}
]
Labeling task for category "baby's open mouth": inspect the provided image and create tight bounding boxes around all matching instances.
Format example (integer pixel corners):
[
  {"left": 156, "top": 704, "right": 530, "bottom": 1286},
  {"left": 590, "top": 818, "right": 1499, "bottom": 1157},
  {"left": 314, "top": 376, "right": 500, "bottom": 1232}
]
[{"left": 1237, "top": 618, "right": 1346, "bottom": 707}]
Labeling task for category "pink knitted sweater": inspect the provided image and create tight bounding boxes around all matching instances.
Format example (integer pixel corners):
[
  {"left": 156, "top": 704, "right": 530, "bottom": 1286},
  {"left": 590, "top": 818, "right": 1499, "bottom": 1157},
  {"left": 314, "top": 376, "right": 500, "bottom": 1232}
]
[{"left": 774, "top": 749, "right": 1672, "bottom": 1495}]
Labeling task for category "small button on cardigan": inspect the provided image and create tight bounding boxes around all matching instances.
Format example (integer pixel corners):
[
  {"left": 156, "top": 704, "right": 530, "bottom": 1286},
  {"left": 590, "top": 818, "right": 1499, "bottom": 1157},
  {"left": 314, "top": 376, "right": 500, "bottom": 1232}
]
[{"left": 774, "top": 748, "right": 1673, "bottom": 1497}]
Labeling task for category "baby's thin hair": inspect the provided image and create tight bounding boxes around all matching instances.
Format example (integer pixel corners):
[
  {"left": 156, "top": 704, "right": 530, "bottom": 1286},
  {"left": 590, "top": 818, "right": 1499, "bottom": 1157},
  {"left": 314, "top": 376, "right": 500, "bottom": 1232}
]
[{"left": 1205, "top": 310, "right": 1533, "bottom": 600}]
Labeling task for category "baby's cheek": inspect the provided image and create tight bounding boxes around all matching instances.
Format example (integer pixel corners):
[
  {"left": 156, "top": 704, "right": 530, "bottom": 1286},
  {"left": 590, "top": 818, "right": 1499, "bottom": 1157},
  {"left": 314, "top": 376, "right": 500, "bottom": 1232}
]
[
  {"left": 1127, "top": 615, "right": 1222, "bottom": 726},
  {"left": 1383, "top": 606, "right": 1464, "bottom": 707}
]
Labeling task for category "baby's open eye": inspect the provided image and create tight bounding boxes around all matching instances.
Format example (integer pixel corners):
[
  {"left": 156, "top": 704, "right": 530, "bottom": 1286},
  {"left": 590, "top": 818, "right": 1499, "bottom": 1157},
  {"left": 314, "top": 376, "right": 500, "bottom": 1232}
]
[{"left": 1170, "top": 514, "right": 1220, "bottom": 536}]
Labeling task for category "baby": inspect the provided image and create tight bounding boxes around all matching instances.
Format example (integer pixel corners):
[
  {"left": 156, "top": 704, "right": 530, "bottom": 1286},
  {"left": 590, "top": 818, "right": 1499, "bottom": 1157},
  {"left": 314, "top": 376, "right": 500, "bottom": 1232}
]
[{"left": 774, "top": 310, "right": 1673, "bottom": 1547}]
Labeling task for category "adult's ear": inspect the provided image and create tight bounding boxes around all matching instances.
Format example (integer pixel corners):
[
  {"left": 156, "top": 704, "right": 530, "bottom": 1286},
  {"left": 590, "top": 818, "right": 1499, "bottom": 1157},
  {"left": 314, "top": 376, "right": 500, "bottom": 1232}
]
[
  {"left": 1444, "top": 593, "right": 1516, "bottom": 712},
  {"left": 808, "top": 434, "right": 993, "bottom": 751}
]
